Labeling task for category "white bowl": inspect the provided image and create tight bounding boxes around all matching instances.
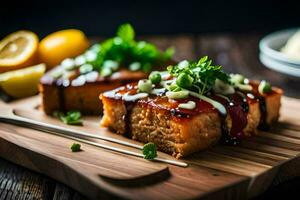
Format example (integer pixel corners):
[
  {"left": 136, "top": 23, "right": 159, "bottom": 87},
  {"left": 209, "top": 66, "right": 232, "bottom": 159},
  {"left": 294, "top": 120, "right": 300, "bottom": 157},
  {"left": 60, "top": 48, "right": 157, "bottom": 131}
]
[
  {"left": 259, "top": 28, "right": 300, "bottom": 66},
  {"left": 259, "top": 52, "right": 300, "bottom": 78}
]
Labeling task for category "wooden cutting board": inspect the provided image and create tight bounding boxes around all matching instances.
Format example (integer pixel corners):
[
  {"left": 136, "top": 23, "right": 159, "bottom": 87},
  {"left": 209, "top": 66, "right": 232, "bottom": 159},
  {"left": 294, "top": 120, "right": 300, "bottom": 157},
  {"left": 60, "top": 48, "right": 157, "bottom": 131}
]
[{"left": 0, "top": 95, "right": 300, "bottom": 200}]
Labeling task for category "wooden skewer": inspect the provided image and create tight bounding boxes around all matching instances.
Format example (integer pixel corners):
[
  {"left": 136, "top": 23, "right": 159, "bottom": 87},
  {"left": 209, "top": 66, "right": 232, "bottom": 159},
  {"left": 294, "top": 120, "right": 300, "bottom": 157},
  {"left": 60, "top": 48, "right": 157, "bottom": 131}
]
[{"left": 0, "top": 108, "right": 188, "bottom": 168}]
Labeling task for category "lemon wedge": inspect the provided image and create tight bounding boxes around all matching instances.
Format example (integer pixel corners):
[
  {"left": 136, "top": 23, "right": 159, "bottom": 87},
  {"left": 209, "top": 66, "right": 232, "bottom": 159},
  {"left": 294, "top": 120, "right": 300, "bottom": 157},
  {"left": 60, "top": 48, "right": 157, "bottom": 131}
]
[
  {"left": 0, "top": 63, "right": 46, "bottom": 98},
  {"left": 0, "top": 30, "right": 39, "bottom": 73}
]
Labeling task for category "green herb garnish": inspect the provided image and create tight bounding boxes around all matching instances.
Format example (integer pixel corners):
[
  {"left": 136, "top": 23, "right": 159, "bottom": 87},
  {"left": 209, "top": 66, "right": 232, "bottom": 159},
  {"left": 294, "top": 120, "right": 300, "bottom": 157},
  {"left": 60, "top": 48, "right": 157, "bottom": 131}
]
[
  {"left": 53, "top": 110, "right": 83, "bottom": 125},
  {"left": 88, "top": 23, "right": 174, "bottom": 74},
  {"left": 142, "top": 142, "right": 157, "bottom": 160},
  {"left": 167, "top": 56, "right": 230, "bottom": 95},
  {"left": 138, "top": 79, "right": 152, "bottom": 93},
  {"left": 258, "top": 80, "right": 272, "bottom": 94},
  {"left": 71, "top": 143, "right": 81, "bottom": 152},
  {"left": 149, "top": 71, "right": 162, "bottom": 84}
]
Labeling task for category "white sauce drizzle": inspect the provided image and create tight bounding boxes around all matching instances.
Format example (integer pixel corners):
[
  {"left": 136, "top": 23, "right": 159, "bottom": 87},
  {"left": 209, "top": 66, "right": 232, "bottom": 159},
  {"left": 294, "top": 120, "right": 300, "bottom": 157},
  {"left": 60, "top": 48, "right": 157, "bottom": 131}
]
[
  {"left": 235, "top": 83, "right": 252, "bottom": 91},
  {"left": 186, "top": 90, "right": 227, "bottom": 115},
  {"left": 123, "top": 92, "right": 149, "bottom": 101},
  {"left": 178, "top": 101, "right": 196, "bottom": 110},
  {"left": 151, "top": 88, "right": 166, "bottom": 95},
  {"left": 103, "top": 87, "right": 125, "bottom": 99}
]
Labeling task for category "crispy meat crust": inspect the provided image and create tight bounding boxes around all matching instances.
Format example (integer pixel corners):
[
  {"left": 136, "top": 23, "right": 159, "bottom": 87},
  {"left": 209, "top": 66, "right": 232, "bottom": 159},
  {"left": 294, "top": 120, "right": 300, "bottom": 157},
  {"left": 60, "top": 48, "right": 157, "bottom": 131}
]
[{"left": 101, "top": 96, "right": 221, "bottom": 158}]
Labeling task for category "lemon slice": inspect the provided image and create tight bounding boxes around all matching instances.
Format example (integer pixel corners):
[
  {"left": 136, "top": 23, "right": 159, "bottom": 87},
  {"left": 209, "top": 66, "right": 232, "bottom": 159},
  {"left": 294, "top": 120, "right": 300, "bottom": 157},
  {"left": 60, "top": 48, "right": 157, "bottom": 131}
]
[
  {"left": 0, "top": 30, "right": 39, "bottom": 73},
  {"left": 0, "top": 63, "right": 46, "bottom": 98}
]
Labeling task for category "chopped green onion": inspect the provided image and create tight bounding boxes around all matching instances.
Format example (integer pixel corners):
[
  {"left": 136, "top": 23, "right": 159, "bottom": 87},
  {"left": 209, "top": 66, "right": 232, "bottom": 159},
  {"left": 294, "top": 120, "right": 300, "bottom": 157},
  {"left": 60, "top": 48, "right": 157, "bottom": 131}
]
[
  {"left": 90, "top": 44, "right": 101, "bottom": 52},
  {"left": 149, "top": 71, "right": 162, "bottom": 84},
  {"left": 258, "top": 80, "right": 272, "bottom": 94},
  {"left": 100, "top": 67, "right": 113, "bottom": 77},
  {"left": 103, "top": 60, "right": 119, "bottom": 71},
  {"left": 167, "top": 83, "right": 181, "bottom": 92},
  {"left": 129, "top": 62, "right": 141, "bottom": 71},
  {"left": 178, "top": 101, "right": 196, "bottom": 110},
  {"left": 178, "top": 60, "right": 189, "bottom": 69},
  {"left": 142, "top": 142, "right": 157, "bottom": 160},
  {"left": 235, "top": 83, "right": 253, "bottom": 91},
  {"left": 71, "top": 143, "right": 81, "bottom": 152},
  {"left": 213, "top": 79, "right": 235, "bottom": 95},
  {"left": 51, "top": 69, "right": 63, "bottom": 79},
  {"left": 79, "top": 64, "right": 93, "bottom": 74},
  {"left": 230, "top": 74, "right": 245, "bottom": 84},
  {"left": 85, "top": 51, "right": 97, "bottom": 62},
  {"left": 176, "top": 73, "right": 194, "bottom": 89},
  {"left": 61, "top": 58, "right": 75, "bottom": 70},
  {"left": 166, "top": 91, "right": 189, "bottom": 99},
  {"left": 138, "top": 79, "right": 152, "bottom": 93},
  {"left": 74, "top": 55, "right": 86, "bottom": 66}
]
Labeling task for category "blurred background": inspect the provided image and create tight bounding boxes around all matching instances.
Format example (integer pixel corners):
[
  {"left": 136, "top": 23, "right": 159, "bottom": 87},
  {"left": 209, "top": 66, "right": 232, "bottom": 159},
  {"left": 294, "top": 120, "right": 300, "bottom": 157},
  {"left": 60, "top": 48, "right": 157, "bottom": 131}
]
[{"left": 1, "top": 0, "right": 300, "bottom": 38}]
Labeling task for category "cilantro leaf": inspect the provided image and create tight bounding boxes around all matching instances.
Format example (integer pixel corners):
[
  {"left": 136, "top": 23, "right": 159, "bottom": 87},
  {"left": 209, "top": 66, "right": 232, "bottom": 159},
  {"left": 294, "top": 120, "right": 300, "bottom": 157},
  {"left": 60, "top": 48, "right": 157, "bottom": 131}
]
[
  {"left": 53, "top": 110, "right": 83, "bottom": 126},
  {"left": 117, "top": 23, "right": 135, "bottom": 42},
  {"left": 71, "top": 143, "right": 81, "bottom": 152},
  {"left": 142, "top": 142, "right": 157, "bottom": 160},
  {"left": 167, "top": 56, "right": 230, "bottom": 95}
]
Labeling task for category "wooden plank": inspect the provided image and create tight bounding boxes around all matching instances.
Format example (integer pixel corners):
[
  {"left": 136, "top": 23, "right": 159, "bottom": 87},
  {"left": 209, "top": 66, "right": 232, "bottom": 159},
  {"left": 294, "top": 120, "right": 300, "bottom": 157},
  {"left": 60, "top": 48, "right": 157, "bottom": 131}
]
[{"left": 0, "top": 110, "right": 249, "bottom": 199}]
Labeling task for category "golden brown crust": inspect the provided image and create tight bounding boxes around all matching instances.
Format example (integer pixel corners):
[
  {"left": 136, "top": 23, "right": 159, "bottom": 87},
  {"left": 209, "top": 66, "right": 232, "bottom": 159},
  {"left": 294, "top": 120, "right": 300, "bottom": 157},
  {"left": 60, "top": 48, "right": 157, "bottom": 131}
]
[
  {"left": 100, "top": 86, "right": 283, "bottom": 158},
  {"left": 100, "top": 94, "right": 221, "bottom": 158}
]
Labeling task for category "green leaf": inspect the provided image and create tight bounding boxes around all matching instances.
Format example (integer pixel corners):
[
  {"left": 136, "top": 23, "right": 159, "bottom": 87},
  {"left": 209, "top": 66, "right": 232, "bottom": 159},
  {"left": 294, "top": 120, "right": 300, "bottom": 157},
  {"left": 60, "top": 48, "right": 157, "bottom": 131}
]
[
  {"left": 71, "top": 143, "right": 81, "bottom": 152},
  {"left": 117, "top": 23, "right": 135, "bottom": 42},
  {"left": 86, "top": 24, "right": 174, "bottom": 74},
  {"left": 142, "top": 142, "right": 157, "bottom": 160},
  {"left": 167, "top": 56, "right": 230, "bottom": 95},
  {"left": 164, "top": 47, "right": 175, "bottom": 60},
  {"left": 53, "top": 110, "right": 83, "bottom": 126}
]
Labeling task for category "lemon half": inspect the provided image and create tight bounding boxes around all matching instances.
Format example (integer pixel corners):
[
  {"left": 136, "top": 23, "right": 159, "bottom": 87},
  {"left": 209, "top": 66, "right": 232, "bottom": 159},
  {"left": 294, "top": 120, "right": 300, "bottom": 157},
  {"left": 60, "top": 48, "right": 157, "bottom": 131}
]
[
  {"left": 0, "top": 30, "right": 39, "bottom": 73},
  {"left": 0, "top": 63, "right": 46, "bottom": 98}
]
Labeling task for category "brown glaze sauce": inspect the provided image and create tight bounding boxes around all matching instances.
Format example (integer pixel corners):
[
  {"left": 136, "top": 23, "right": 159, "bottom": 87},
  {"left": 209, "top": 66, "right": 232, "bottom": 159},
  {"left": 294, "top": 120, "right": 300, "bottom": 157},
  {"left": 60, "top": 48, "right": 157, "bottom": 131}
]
[
  {"left": 212, "top": 93, "right": 248, "bottom": 145},
  {"left": 108, "top": 83, "right": 216, "bottom": 121},
  {"left": 103, "top": 81, "right": 278, "bottom": 145}
]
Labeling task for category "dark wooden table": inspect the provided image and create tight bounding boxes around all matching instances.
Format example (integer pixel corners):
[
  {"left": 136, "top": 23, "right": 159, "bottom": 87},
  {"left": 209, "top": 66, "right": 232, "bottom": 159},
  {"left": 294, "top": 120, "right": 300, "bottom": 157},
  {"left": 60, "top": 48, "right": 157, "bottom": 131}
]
[{"left": 1, "top": 34, "right": 300, "bottom": 200}]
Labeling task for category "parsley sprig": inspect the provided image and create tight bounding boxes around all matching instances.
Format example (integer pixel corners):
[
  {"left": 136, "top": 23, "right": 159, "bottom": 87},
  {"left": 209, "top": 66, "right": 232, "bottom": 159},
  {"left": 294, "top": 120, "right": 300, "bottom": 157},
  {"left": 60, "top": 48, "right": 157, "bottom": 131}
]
[
  {"left": 70, "top": 143, "right": 81, "bottom": 152},
  {"left": 167, "top": 56, "right": 229, "bottom": 95},
  {"left": 142, "top": 142, "right": 157, "bottom": 160},
  {"left": 91, "top": 23, "right": 174, "bottom": 75},
  {"left": 53, "top": 110, "right": 83, "bottom": 126}
]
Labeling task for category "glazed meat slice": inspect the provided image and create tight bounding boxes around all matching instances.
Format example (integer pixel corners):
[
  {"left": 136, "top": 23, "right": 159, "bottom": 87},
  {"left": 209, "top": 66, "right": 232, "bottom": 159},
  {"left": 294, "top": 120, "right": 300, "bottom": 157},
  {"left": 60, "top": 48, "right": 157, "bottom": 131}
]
[
  {"left": 101, "top": 85, "right": 221, "bottom": 158},
  {"left": 100, "top": 82, "right": 282, "bottom": 158},
  {"left": 39, "top": 69, "right": 147, "bottom": 115}
]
